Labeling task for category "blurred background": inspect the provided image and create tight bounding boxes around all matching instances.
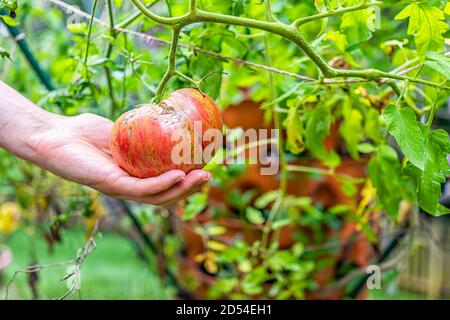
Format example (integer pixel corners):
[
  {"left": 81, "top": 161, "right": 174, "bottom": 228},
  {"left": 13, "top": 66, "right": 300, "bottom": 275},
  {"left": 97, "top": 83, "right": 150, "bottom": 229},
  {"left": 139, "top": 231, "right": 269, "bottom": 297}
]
[{"left": 1, "top": 0, "right": 450, "bottom": 300}]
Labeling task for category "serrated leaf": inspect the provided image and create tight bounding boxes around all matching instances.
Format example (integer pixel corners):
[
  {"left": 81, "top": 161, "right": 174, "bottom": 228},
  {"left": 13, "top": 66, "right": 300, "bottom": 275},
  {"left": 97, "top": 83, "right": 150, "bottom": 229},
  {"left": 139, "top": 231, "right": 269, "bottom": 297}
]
[
  {"left": 383, "top": 105, "right": 425, "bottom": 170},
  {"left": 424, "top": 51, "right": 450, "bottom": 80},
  {"left": 340, "top": 98, "right": 363, "bottom": 159},
  {"left": 305, "top": 103, "right": 341, "bottom": 167},
  {"left": 405, "top": 129, "right": 450, "bottom": 216},
  {"left": 395, "top": 3, "right": 448, "bottom": 60},
  {"left": 182, "top": 193, "right": 208, "bottom": 221},
  {"left": 364, "top": 108, "right": 384, "bottom": 144},
  {"left": 283, "top": 106, "right": 305, "bottom": 154},
  {"left": 324, "top": 30, "right": 348, "bottom": 52},
  {"left": 340, "top": 0, "right": 377, "bottom": 50},
  {"left": 368, "top": 145, "right": 404, "bottom": 219},
  {"left": 445, "top": 2, "right": 450, "bottom": 15},
  {"left": 313, "top": 0, "right": 329, "bottom": 35}
]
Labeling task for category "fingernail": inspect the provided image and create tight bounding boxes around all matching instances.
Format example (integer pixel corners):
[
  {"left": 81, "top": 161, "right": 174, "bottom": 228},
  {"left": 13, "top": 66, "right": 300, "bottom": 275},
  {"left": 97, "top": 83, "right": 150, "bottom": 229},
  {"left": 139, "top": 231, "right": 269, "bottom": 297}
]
[{"left": 202, "top": 172, "right": 212, "bottom": 181}]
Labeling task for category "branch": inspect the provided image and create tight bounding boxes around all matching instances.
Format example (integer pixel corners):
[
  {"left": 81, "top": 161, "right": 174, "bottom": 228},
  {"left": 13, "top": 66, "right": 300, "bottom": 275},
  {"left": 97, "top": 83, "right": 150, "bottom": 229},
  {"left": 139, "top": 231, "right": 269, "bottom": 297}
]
[
  {"left": 264, "top": 0, "right": 277, "bottom": 22},
  {"left": 47, "top": 0, "right": 315, "bottom": 82},
  {"left": 154, "top": 26, "right": 181, "bottom": 100},
  {"left": 189, "top": 0, "right": 196, "bottom": 15},
  {"left": 192, "top": 10, "right": 334, "bottom": 77},
  {"left": 292, "top": 1, "right": 381, "bottom": 27},
  {"left": 104, "top": 0, "right": 118, "bottom": 116},
  {"left": 53, "top": 0, "right": 450, "bottom": 92},
  {"left": 332, "top": 68, "right": 450, "bottom": 90},
  {"left": 83, "top": 0, "right": 98, "bottom": 76},
  {"left": 116, "top": 0, "right": 159, "bottom": 29},
  {"left": 130, "top": 0, "right": 185, "bottom": 25},
  {"left": 5, "top": 220, "right": 100, "bottom": 300}
]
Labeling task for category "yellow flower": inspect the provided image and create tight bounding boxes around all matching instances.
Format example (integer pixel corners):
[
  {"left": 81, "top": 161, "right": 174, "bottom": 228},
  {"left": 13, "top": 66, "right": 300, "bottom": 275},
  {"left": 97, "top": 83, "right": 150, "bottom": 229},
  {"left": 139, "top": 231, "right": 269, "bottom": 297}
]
[{"left": 0, "top": 202, "right": 21, "bottom": 234}]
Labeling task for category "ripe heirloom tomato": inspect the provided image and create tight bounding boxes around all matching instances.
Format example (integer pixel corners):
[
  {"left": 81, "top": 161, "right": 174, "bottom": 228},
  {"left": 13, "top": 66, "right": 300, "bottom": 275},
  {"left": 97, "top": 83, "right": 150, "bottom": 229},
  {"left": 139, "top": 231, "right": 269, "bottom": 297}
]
[{"left": 110, "top": 88, "right": 223, "bottom": 178}]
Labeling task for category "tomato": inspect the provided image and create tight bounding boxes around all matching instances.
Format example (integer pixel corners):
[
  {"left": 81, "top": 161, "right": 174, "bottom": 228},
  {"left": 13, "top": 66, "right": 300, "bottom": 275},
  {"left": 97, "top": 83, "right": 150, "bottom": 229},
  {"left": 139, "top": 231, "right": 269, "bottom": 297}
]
[{"left": 110, "top": 88, "right": 223, "bottom": 178}]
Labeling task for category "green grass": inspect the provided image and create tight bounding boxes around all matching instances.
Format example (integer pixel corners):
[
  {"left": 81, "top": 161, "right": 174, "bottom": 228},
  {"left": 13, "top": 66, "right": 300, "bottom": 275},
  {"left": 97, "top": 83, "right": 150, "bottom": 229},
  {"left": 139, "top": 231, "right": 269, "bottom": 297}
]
[
  {"left": 2, "top": 229, "right": 439, "bottom": 300},
  {"left": 0, "top": 229, "right": 174, "bottom": 300}
]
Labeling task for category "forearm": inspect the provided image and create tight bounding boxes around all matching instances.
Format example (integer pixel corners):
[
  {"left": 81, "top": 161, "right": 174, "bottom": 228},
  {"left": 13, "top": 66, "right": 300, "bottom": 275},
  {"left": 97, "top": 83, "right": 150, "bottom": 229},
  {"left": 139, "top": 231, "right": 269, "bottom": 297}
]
[{"left": 0, "top": 80, "right": 59, "bottom": 163}]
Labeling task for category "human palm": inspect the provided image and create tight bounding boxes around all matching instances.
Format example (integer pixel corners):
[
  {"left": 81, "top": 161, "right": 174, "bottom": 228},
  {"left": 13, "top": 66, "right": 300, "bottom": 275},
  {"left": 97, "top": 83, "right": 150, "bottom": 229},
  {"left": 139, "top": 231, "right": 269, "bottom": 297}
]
[{"left": 29, "top": 113, "right": 210, "bottom": 205}]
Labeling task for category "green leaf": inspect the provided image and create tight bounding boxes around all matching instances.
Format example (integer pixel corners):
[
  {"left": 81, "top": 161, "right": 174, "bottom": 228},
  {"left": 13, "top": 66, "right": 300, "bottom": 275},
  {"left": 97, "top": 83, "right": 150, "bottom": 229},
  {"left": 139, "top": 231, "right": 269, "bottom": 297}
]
[
  {"left": 339, "top": 98, "right": 363, "bottom": 159},
  {"left": 324, "top": 30, "right": 347, "bottom": 52},
  {"left": 395, "top": 2, "right": 448, "bottom": 60},
  {"left": 206, "top": 225, "right": 226, "bottom": 236},
  {"left": 405, "top": 129, "right": 450, "bottom": 216},
  {"left": 340, "top": 0, "right": 376, "bottom": 50},
  {"left": 314, "top": 0, "right": 330, "bottom": 35},
  {"left": 113, "top": 0, "right": 124, "bottom": 8},
  {"left": 445, "top": 2, "right": 450, "bottom": 15},
  {"left": 182, "top": 193, "right": 208, "bottom": 221},
  {"left": 208, "top": 240, "right": 227, "bottom": 251},
  {"left": 368, "top": 145, "right": 404, "bottom": 219},
  {"left": 67, "top": 23, "right": 87, "bottom": 34},
  {"left": 255, "top": 191, "right": 280, "bottom": 209},
  {"left": 0, "top": 15, "right": 16, "bottom": 26},
  {"left": 246, "top": 207, "right": 265, "bottom": 224},
  {"left": 424, "top": 51, "right": 450, "bottom": 80},
  {"left": 0, "top": 0, "right": 17, "bottom": 11},
  {"left": 283, "top": 106, "right": 305, "bottom": 155},
  {"left": 383, "top": 105, "right": 425, "bottom": 170},
  {"left": 305, "top": 103, "right": 341, "bottom": 167},
  {"left": 357, "top": 143, "right": 376, "bottom": 154},
  {"left": 272, "top": 219, "right": 291, "bottom": 230},
  {"left": 0, "top": 46, "right": 11, "bottom": 60},
  {"left": 364, "top": 108, "right": 384, "bottom": 144}
]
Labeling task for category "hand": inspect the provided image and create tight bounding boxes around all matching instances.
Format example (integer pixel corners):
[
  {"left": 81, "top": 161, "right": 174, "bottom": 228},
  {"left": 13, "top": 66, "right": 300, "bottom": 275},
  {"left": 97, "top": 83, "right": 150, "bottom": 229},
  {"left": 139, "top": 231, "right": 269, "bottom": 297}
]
[{"left": 26, "top": 113, "right": 211, "bottom": 206}]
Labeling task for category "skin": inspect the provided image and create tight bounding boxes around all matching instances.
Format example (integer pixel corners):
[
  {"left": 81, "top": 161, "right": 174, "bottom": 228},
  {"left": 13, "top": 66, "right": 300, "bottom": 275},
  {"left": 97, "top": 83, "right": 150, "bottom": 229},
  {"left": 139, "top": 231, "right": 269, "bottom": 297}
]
[{"left": 0, "top": 80, "right": 211, "bottom": 206}]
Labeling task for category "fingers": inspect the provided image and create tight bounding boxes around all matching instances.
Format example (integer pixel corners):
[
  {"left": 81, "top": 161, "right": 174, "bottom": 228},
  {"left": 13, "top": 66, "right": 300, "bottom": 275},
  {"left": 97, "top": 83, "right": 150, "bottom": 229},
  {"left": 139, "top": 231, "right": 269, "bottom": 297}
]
[
  {"left": 154, "top": 172, "right": 211, "bottom": 206},
  {"left": 139, "top": 170, "right": 211, "bottom": 206},
  {"left": 106, "top": 169, "right": 186, "bottom": 198}
]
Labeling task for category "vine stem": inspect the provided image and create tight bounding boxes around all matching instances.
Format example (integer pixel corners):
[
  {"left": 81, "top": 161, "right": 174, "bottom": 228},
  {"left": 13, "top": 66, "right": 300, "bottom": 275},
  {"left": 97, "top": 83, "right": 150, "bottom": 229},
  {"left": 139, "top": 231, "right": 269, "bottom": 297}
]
[
  {"left": 395, "top": 64, "right": 424, "bottom": 118},
  {"left": 47, "top": 0, "right": 449, "bottom": 91},
  {"left": 154, "top": 26, "right": 181, "bottom": 100},
  {"left": 104, "top": 0, "right": 118, "bottom": 116},
  {"left": 83, "top": 0, "right": 98, "bottom": 76},
  {"left": 426, "top": 89, "right": 440, "bottom": 130},
  {"left": 116, "top": 0, "right": 159, "bottom": 29},
  {"left": 292, "top": 1, "right": 381, "bottom": 27},
  {"left": 287, "top": 164, "right": 334, "bottom": 176},
  {"left": 259, "top": 8, "right": 287, "bottom": 251},
  {"left": 130, "top": 0, "right": 449, "bottom": 91},
  {"left": 264, "top": 0, "right": 277, "bottom": 22},
  {"left": 189, "top": 0, "right": 196, "bottom": 15}
]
